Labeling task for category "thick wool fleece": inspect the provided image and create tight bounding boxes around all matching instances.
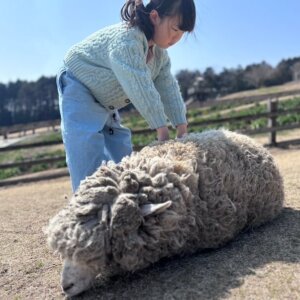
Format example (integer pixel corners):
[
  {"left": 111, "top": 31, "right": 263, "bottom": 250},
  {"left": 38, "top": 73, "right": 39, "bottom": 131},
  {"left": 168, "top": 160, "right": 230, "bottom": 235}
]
[{"left": 46, "top": 130, "right": 284, "bottom": 275}]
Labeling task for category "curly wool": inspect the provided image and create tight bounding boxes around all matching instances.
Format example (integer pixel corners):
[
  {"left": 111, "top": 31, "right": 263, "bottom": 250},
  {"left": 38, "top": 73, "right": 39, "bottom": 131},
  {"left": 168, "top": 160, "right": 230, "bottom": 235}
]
[{"left": 46, "top": 129, "right": 284, "bottom": 274}]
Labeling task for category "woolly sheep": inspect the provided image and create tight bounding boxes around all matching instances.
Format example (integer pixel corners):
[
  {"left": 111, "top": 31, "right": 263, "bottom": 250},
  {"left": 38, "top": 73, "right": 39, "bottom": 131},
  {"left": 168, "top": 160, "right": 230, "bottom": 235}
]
[{"left": 46, "top": 129, "right": 284, "bottom": 297}]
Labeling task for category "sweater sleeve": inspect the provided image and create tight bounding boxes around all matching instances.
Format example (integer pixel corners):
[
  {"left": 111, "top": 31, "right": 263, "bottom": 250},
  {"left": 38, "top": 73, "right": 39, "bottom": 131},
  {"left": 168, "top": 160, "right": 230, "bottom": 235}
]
[
  {"left": 154, "top": 51, "right": 187, "bottom": 127},
  {"left": 109, "top": 41, "right": 168, "bottom": 129}
]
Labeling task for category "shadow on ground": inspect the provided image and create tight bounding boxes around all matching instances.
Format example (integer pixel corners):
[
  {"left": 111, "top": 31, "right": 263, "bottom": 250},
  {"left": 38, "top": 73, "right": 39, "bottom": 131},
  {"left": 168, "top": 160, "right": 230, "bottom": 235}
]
[{"left": 73, "top": 207, "right": 300, "bottom": 300}]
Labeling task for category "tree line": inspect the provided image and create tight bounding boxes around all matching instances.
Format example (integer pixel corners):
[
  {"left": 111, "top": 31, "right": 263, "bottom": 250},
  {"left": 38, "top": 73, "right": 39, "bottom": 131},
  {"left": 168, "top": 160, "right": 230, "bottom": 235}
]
[
  {"left": 0, "top": 56, "right": 300, "bottom": 127},
  {"left": 0, "top": 76, "right": 59, "bottom": 126},
  {"left": 177, "top": 57, "right": 300, "bottom": 101}
]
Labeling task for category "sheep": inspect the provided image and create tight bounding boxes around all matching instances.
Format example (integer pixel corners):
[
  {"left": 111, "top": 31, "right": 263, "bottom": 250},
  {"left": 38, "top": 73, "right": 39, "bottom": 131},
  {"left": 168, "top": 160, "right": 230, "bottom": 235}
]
[{"left": 46, "top": 129, "right": 284, "bottom": 297}]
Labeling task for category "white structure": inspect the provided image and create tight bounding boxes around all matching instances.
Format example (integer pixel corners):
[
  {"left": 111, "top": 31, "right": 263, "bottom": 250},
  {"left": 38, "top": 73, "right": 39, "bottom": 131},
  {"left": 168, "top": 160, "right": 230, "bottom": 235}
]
[{"left": 293, "top": 62, "right": 300, "bottom": 81}]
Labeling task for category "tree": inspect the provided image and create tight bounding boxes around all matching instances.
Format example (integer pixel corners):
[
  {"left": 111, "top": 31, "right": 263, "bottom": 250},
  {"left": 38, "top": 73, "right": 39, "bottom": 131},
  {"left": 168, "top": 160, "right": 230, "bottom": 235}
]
[
  {"left": 244, "top": 61, "right": 274, "bottom": 88},
  {"left": 218, "top": 67, "right": 250, "bottom": 96},
  {"left": 34, "top": 76, "right": 59, "bottom": 121},
  {"left": 17, "top": 82, "right": 36, "bottom": 123},
  {"left": 0, "top": 83, "right": 6, "bottom": 112},
  {"left": 200, "top": 67, "right": 218, "bottom": 99},
  {"left": 176, "top": 69, "right": 201, "bottom": 100},
  {"left": 266, "top": 57, "right": 300, "bottom": 86},
  {"left": 0, "top": 83, "right": 11, "bottom": 126},
  {"left": 6, "top": 80, "right": 23, "bottom": 124}
]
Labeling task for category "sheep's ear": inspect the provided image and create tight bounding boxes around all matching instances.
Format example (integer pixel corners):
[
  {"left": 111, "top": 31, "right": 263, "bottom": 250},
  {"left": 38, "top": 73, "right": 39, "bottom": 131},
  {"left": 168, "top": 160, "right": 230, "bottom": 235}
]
[
  {"left": 98, "top": 204, "right": 109, "bottom": 225},
  {"left": 140, "top": 201, "right": 172, "bottom": 217}
]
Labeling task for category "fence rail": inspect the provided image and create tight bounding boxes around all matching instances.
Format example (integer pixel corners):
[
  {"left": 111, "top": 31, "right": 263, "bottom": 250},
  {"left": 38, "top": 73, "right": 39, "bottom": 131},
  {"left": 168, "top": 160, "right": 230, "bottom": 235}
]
[
  {"left": 0, "top": 99, "right": 299, "bottom": 172},
  {"left": 0, "top": 140, "right": 63, "bottom": 152},
  {"left": 0, "top": 119, "right": 60, "bottom": 139}
]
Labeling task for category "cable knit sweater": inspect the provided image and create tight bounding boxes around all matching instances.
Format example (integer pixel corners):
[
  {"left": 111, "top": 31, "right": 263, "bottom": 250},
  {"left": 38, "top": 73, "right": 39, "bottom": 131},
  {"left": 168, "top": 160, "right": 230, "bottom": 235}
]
[{"left": 63, "top": 22, "right": 187, "bottom": 129}]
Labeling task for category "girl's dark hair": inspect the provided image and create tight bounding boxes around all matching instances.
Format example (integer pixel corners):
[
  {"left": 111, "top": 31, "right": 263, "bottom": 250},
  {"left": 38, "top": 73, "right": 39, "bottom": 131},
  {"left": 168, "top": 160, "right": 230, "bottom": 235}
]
[{"left": 121, "top": 0, "right": 196, "bottom": 40}]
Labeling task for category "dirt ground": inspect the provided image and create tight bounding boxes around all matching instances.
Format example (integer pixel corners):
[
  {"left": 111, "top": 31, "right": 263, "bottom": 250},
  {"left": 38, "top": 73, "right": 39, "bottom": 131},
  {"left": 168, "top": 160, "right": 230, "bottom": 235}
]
[{"left": 0, "top": 145, "right": 299, "bottom": 299}]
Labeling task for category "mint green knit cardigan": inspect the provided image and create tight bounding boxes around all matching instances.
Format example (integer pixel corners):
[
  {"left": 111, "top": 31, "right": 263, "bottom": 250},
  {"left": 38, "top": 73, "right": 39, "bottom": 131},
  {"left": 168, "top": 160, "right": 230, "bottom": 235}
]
[{"left": 64, "top": 22, "right": 187, "bottom": 129}]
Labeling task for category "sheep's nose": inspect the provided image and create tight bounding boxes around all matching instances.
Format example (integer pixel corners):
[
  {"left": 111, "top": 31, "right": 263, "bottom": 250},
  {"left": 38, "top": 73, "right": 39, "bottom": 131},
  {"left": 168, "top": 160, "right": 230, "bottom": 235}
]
[{"left": 62, "top": 282, "right": 74, "bottom": 293}]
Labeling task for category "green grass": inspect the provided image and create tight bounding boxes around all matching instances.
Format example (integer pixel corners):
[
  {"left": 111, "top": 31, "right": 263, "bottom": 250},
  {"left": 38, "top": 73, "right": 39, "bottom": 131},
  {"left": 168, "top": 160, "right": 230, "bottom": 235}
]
[
  {"left": 0, "top": 147, "right": 66, "bottom": 180},
  {"left": 256, "top": 86, "right": 281, "bottom": 94}
]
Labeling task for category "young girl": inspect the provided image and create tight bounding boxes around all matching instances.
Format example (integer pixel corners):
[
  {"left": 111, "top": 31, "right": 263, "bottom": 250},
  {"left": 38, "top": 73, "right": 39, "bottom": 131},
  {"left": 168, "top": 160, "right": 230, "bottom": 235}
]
[{"left": 57, "top": 0, "right": 196, "bottom": 191}]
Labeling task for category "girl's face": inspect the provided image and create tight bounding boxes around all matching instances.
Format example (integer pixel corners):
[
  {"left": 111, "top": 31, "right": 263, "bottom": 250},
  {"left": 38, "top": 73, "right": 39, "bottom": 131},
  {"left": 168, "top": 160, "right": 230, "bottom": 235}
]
[{"left": 149, "top": 10, "right": 185, "bottom": 49}]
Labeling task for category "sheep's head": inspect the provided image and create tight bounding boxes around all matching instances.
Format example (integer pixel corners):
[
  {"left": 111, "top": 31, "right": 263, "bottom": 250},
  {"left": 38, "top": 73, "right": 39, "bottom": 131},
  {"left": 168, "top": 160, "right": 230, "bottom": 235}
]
[
  {"left": 46, "top": 166, "right": 122, "bottom": 296},
  {"left": 61, "top": 258, "right": 98, "bottom": 297},
  {"left": 47, "top": 191, "right": 172, "bottom": 297},
  {"left": 46, "top": 194, "right": 114, "bottom": 296}
]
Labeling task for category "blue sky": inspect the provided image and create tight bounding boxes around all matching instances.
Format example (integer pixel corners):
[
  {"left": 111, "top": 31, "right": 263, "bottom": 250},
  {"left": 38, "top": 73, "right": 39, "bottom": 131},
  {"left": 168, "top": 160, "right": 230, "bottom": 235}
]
[{"left": 0, "top": 0, "right": 299, "bottom": 83}]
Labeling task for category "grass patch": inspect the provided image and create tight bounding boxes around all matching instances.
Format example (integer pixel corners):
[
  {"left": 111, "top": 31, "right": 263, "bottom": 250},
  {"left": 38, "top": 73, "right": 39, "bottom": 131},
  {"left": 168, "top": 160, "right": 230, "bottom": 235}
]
[{"left": 0, "top": 148, "right": 66, "bottom": 180}]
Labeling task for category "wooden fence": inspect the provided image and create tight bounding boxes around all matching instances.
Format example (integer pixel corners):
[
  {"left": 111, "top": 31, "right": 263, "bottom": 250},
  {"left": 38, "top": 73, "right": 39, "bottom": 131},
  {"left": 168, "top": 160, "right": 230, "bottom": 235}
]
[
  {"left": 1, "top": 89, "right": 300, "bottom": 140},
  {"left": 1, "top": 98, "right": 300, "bottom": 174},
  {"left": 0, "top": 119, "right": 60, "bottom": 139}
]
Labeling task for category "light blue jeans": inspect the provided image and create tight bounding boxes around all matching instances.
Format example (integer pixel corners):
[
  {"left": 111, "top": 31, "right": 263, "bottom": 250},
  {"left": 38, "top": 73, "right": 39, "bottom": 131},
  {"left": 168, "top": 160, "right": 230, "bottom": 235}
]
[{"left": 57, "top": 68, "right": 132, "bottom": 192}]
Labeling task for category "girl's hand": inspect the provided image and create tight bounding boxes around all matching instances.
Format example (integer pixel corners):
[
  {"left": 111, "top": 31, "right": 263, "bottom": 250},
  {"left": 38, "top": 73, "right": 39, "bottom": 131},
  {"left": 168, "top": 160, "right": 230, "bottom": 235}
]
[
  {"left": 156, "top": 126, "right": 169, "bottom": 141},
  {"left": 176, "top": 123, "right": 188, "bottom": 139}
]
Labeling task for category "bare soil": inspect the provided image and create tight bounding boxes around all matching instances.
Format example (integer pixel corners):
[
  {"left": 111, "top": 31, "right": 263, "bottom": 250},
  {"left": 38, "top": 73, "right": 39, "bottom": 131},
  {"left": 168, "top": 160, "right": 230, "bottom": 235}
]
[{"left": 0, "top": 145, "right": 299, "bottom": 300}]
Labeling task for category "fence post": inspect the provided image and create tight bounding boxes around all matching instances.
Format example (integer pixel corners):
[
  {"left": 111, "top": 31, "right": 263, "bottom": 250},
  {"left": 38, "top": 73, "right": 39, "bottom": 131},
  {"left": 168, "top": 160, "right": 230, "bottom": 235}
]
[{"left": 268, "top": 98, "right": 278, "bottom": 146}]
